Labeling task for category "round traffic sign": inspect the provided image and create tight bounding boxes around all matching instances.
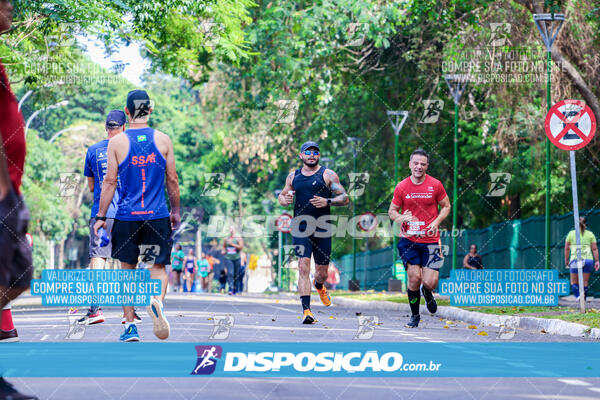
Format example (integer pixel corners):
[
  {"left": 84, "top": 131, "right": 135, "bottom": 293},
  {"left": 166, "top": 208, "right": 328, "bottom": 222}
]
[
  {"left": 358, "top": 212, "right": 378, "bottom": 232},
  {"left": 545, "top": 100, "right": 596, "bottom": 150},
  {"left": 275, "top": 212, "right": 293, "bottom": 233}
]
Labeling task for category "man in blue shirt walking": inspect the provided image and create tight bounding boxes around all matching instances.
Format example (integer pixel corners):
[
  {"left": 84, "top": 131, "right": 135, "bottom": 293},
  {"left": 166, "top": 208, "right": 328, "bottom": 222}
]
[
  {"left": 79, "top": 110, "right": 143, "bottom": 325},
  {"left": 94, "top": 90, "right": 181, "bottom": 342}
]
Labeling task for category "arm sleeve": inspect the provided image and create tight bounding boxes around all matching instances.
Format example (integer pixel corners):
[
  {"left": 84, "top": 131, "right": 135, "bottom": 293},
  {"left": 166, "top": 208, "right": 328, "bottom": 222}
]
[{"left": 391, "top": 184, "right": 403, "bottom": 207}]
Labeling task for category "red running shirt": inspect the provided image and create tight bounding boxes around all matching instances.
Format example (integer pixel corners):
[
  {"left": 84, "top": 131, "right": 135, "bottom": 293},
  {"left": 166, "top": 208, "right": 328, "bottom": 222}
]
[
  {"left": 0, "top": 61, "right": 26, "bottom": 194},
  {"left": 391, "top": 174, "right": 448, "bottom": 243}
]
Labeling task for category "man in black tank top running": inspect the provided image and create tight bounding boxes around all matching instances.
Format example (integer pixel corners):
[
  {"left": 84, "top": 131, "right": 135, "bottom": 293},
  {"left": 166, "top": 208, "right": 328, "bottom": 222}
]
[{"left": 278, "top": 141, "right": 349, "bottom": 324}]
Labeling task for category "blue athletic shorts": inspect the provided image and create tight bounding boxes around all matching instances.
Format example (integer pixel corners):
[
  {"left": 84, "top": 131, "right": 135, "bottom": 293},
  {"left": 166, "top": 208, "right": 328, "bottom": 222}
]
[
  {"left": 397, "top": 238, "right": 444, "bottom": 270},
  {"left": 569, "top": 259, "right": 594, "bottom": 274}
]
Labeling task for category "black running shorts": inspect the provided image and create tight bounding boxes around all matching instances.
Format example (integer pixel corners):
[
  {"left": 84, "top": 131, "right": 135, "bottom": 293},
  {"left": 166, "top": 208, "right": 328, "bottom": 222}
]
[{"left": 111, "top": 217, "right": 173, "bottom": 265}]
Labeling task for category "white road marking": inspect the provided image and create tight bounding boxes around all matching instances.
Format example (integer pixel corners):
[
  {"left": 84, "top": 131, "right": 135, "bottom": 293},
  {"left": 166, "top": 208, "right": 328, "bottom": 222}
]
[
  {"left": 40, "top": 334, "right": 49, "bottom": 341},
  {"left": 557, "top": 379, "right": 592, "bottom": 386},
  {"left": 588, "top": 388, "right": 600, "bottom": 393}
]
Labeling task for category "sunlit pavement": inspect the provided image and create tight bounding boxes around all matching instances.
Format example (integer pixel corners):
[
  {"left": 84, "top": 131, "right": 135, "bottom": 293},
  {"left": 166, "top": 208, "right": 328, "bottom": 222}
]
[{"left": 5, "top": 292, "right": 600, "bottom": 399}]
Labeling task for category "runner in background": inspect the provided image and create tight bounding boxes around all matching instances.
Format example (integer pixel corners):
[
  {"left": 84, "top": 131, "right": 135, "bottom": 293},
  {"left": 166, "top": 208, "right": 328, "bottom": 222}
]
[
  {"left": 197, "top": 252, "right": 210, "bottom": 292},
  {"left": 463, "top": 244, "right": 483, "bottom": 270},
  {"left": 183, "top": 249, "right": 197, "bottom": 293},
  {"left": 565, "top": 217, "right": 599, "bottom": 300},
  {"left": 0, "top": 1, "right": 39, "bottom": 398},
  {"left": 223, "top": 227, "right": 244, "bottom": 295},
  {"left": 171, "top": 243, "right": 184, "bottom": 292},
  {"left": 388, "top": 148, "right": 451, "bottom": 328}
]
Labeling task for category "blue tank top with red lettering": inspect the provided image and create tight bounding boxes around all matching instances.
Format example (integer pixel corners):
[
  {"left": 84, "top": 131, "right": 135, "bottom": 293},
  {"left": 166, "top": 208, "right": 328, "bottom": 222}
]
[{"left": 115, "top": 127, "right": 170, "bottom": 221}]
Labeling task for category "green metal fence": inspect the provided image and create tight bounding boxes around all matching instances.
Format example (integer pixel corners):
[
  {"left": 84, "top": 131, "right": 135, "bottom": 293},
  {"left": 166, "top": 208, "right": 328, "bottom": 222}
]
[{"left": 335, "top": 209, "right": 600, "bottom": 296}]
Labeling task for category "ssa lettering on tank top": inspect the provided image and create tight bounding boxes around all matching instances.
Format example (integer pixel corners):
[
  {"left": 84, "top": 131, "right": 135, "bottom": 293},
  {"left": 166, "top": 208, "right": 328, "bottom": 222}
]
[{"left": 115, "top": 127, "right": 169, "bottom": 221}]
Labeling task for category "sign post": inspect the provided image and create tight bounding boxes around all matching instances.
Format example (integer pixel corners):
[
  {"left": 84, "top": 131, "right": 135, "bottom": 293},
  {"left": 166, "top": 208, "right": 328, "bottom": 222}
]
[
  {"left": 545, "top": 99, "right": 596, "bottom": 313},
  {"left": 533, "top": 12, "right": 565, "bottom": 269}
]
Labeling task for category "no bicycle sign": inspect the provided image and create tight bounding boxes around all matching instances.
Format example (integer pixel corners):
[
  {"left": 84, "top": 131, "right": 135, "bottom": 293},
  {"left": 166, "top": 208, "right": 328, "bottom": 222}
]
[{"left": 544, "top": 100, "right": 596, "bottom": 150}]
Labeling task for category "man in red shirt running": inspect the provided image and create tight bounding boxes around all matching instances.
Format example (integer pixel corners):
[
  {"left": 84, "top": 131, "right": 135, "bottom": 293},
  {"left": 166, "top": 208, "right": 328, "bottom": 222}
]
[
  {"left": 0, "top": 1, "right": 38, "bottom": 399},
  {"left": 388, "top": 149, "right": 450, "bottom": 328}
]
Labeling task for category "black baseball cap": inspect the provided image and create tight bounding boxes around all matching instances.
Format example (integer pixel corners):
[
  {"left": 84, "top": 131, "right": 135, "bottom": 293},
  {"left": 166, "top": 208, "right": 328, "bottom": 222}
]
[
  {"left": 126, "top": 89, "right": 151, "bottom": 117},
  {"left": 105, "top": 110, "right": 126, "bottom": 129},
  {"left": 300, "top": 141, "right": 320, "bottom": 152}
]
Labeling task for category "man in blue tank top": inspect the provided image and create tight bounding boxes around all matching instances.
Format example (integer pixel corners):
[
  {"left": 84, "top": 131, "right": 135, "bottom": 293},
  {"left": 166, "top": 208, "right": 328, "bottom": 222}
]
[
  {"left": 78, "top": 110, "right": 131, "bottom": 326},
  {"left": 277, "top": 141, "right": 349, "bottom": 324},
  {"left": 94, "top": 90, "right": 181, "bottom": 342}
]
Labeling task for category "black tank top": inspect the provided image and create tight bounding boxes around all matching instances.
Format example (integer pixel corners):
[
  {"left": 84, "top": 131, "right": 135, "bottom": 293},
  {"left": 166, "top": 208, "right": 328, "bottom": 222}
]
[
  {"left": 467, "top": 255, "right": 483, "bottom": 269},
  {"left": 292, "top": 166, "right": 332, "bottom": 218}
]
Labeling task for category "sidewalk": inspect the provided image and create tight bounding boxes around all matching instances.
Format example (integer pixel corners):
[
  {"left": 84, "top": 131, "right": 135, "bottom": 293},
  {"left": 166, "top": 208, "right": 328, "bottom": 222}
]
[{"left": 333, "top": 292, "right": 600, "bottom": 340}]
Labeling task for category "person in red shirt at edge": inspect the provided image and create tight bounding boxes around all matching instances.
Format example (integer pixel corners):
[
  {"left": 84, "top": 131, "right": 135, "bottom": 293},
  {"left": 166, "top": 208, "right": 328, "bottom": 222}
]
[
  {"left": 388, "top": 148, "right": 451, "bottom": 328},
  {"left": 0, "top": 1, "right": 39, "bottom": 399}
]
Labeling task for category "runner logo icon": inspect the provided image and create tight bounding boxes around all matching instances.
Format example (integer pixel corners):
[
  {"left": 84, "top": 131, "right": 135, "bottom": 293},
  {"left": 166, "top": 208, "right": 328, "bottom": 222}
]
[{"left": 192, "top": 345, "right": 223, "bottom": 375}]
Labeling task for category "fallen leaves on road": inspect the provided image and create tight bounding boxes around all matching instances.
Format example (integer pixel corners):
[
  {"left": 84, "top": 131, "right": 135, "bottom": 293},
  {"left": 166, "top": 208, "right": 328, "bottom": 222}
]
[
  {"left": 468, "top": 325, "right": 477, "bottom": 329},
  {"left": 443, "top": 325, "right": 449, "bottom": 329},
  {"left": 477, "top": 331, "right": 488, "bottom": 336},
  {"left": 329, "top": 316, "right": 336, "bottom": 319},
  {"left": 207, "top": 317, "right": 213, "bottom": 320},
  {"left": 271, "top": 318, "right": 276, "bottom": 322},
  {"left": 540, "top": 329, "right": 547, "bottom": 334}
]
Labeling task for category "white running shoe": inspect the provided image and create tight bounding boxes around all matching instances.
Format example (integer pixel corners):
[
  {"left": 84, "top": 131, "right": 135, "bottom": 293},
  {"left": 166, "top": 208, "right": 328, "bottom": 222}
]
[{"left": 146, "top": 298, "right": 170, "bottom": 340}]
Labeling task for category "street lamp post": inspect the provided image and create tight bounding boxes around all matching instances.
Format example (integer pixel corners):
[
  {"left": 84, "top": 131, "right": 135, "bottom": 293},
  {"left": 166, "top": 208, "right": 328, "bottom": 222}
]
[
  {"left": 347, "top": 137, "right": 363, "bottom": 291},
  {"left": 18, "top": 81, "right": 65, "bottom": 112},
  {"left": 533, "top": 13, "right": 565, "bottom": 269},
  {"left": 386, "top": 111, "right": 409, "bottom": 286},
  {"left": 445, "top": 74, "right": 469, "bottom": 270},
  {"left": 25, "top": 100, "right": 69, "bottom": 137},
  {"left": 49, "top": 125, "right": 88, "bottom": 143}
]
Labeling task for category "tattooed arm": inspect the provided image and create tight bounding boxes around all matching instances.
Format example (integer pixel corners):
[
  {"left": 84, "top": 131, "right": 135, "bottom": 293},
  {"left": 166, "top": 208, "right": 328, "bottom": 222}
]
[{"left": 311, "top": 169, "right": 349, "bottom": 207}]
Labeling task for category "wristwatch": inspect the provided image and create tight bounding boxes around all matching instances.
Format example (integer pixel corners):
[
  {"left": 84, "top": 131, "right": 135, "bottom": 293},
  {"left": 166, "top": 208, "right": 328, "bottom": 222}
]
[
  {"left": 327, "top": 198, "right": 332, "bottom": 205},
  {"left": 95, "top": 215, "right": 107, "bottom": 221}
]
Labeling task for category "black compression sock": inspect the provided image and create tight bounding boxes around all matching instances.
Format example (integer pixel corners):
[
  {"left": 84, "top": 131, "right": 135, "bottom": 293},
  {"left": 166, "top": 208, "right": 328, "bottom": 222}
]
[
  {"left": 407, "top": 289, "right": 420, "bottom": 316},
  {"left": 301, "top": 295, "right": 311, "bottom": 311},
  {"left": 314, "top": 281, "right": 323, "bottom": 290}
]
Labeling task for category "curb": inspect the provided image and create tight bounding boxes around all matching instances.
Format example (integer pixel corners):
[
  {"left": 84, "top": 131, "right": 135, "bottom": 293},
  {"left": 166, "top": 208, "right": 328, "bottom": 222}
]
[{"left": 333, "top": 296, "right": 600, "bottom": 340}]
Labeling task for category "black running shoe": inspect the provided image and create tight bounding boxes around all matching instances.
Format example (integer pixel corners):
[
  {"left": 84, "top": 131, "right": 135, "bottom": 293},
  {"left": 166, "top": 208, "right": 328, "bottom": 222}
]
[
  {"left": 0, "top": 377, "right": 39, "bottom": 400},
  {"left": 405, "top": 315, "right": 420, "bottom": 328},
  {"left": 421, "top": 286, "right": 437, "bottom": 314}
]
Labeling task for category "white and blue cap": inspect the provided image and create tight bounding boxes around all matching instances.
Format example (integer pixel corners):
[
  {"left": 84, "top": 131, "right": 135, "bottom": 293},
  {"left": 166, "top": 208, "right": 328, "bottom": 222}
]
[{"left": 300, "top": 141, "right": 320, "bottom": 152}]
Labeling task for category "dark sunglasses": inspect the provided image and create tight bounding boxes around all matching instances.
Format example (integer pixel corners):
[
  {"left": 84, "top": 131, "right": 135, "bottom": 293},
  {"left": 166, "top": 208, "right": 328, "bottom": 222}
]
[{"left": 303, "top": 150, "right": 319, "bottom": 156}]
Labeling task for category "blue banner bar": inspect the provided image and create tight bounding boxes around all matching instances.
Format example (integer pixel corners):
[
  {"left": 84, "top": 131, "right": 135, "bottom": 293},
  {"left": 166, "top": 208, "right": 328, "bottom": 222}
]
[{"left": 1, "top": 343, "right": 598, "bottom": 377}]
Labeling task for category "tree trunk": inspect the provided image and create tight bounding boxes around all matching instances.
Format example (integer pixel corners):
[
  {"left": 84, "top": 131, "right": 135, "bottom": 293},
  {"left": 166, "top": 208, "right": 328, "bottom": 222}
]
[
  {"left": 58, "top": 239, "right": 65, "bottom": 269},
  {"left": 508, "top": 193, "right": 521, "bottom": 220}
]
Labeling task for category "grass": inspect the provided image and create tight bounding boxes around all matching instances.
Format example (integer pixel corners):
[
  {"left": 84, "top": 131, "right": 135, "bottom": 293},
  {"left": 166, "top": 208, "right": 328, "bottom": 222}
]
[{"left": 334, "top": 291, "right": 600, "bottom": 329}]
